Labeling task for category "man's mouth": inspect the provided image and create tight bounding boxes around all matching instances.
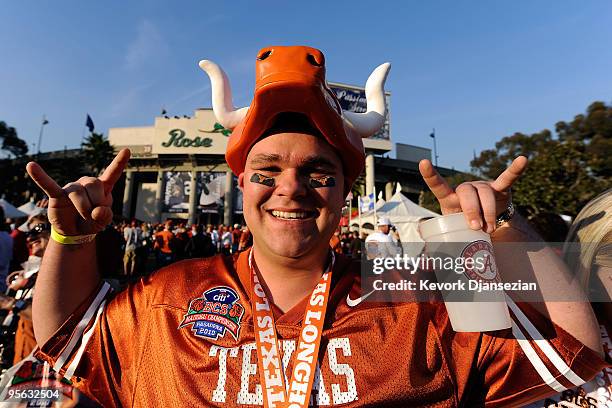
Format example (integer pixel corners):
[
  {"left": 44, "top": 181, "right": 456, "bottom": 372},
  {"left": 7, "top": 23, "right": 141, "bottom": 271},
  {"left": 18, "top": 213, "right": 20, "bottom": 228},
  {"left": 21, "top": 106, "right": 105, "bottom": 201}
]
[{"left": 269, "top": 210, "right": 318, "bottom": 220}]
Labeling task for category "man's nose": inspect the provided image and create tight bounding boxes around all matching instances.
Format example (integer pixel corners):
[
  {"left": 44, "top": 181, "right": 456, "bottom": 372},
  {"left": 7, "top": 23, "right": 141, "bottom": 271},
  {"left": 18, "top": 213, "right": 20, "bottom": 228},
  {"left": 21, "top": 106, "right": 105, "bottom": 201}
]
[{"left": 274, "top": 169, "right": 308, "bottom": 198}]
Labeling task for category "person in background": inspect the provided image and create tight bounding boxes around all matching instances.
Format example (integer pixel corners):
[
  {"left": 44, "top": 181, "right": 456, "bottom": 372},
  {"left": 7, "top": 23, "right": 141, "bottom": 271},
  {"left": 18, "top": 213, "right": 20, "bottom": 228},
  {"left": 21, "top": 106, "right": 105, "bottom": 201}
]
[
  {"left": 231, "top": 224, "right": 242, "bottom": 253},
  {"left": 349, "top": 230, "right": 362, "bottom": 259},
  {"left": 220, "top": 225, "right": 232, "bottom": 255},
  {"left": 185, "top": 224, "right": 211, "bottom": 258},
  {"left": 154, "top": 220, "right": 175, "bottom": 268},
  {"left": 0, "top": 205, "right": 13, "bottom": 293},
  {"left": 123, "top": 220, "right": 141, "bottom": 277},
  {"left": 216, "top": 224, "right": 225, "bottom": 253},
  {"left": 4, "top": 214, "right": 51, "bottom": 364},
  {"left": 9, "top": 219, "right": 28, "bottom": 273},
  {"left": 365, "top": 217, "right": 401, "bottom": 259},
  {"left": 135, "top": 222, "right": 151, "bottom": 276},
  {"left": 340, "top": 231, "right": 351, "bottom": 255},
  {"left": 96, "top": 223, "right": 124, "bottom": 280},
  {"left": 525, "top": 189, "right": 612, "bottom": 408},
  {"left": 208, "top": 224, "right": 219, "bottom": 254},
  {"left": 0, "top": 211, "right": 99, "bottom": 406},
  {"left": 173, "top": 223, "right": 189, "bottom": 261}
]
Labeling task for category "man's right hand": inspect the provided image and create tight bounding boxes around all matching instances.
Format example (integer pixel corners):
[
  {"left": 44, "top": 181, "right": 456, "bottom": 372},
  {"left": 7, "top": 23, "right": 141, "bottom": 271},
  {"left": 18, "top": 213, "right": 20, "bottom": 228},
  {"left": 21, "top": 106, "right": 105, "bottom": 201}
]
[{"left": 26, "top": 149, "right": 131, "bottom": 236}]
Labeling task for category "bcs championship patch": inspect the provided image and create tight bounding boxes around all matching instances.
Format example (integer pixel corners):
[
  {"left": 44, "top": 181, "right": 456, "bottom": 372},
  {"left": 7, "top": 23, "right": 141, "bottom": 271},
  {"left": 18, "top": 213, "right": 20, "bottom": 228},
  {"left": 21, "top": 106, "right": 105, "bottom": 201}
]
[{"left": 179, "top": 286, "right": 244, "bottom": 340}]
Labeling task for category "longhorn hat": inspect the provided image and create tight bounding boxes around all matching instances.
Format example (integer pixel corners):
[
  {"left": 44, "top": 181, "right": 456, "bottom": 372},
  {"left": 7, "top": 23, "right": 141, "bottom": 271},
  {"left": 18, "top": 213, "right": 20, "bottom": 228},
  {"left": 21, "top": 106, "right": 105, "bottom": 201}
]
[{"left": 199, "top": 46, "right": 390, "bottom": 191}]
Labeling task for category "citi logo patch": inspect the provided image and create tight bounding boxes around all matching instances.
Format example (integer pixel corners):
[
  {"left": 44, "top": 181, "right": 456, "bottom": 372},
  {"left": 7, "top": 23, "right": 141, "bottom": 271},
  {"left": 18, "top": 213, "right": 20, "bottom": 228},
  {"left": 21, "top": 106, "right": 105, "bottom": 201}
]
[{"left": 179, "top": 286, "right": 244, "bottom": 341}]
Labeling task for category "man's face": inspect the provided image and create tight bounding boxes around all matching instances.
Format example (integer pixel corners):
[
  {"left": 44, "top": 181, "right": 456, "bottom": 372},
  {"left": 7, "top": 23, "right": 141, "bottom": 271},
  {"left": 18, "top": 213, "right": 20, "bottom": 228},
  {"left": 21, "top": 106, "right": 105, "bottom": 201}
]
[
  {"left": 379, "top": 225, "right": 390, "bottom": 234},
  {"left": 28, "top": 234, "right": 49, "bottom": 257},
  {"left": 26, "top": 224, "right": 50, "bottom": 257},
  {"left": 239, "top": 132, "right": 344, "bottom": 258}
]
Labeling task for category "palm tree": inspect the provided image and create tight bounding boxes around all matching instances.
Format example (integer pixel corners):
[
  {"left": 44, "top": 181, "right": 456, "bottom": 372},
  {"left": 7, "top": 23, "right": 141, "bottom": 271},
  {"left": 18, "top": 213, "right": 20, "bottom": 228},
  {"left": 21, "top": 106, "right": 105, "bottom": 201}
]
[{"left": 81, "top": 132, "right": 115, "bottom": 175}]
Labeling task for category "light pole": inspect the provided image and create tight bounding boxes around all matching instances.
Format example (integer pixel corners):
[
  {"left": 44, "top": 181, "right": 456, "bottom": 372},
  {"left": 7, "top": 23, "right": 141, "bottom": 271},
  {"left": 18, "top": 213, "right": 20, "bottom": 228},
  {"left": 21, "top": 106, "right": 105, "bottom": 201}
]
[
  {"left": 430, "top": 128, "right": 439, "bottom": 167},
  {"left": 37, "top": 115, "right": 49, "bottom": 156}
]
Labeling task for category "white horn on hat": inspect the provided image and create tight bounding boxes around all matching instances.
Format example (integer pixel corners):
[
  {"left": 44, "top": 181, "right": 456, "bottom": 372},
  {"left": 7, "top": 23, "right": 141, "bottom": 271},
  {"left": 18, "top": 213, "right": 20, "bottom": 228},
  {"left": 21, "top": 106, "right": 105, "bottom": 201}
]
[
  {"left": 342, "top": 62, "right": 391, "bottom": 138},
  {"left": 198, "top": 60, "right": 249, "bottom": 130}
]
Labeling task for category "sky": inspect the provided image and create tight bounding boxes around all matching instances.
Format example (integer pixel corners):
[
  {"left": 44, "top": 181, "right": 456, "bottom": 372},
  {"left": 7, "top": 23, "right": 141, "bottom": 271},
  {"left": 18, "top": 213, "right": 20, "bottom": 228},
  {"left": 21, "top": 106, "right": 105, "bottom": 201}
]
[{"left": 1, "top": 1, "right": 611, "bottom": 171}]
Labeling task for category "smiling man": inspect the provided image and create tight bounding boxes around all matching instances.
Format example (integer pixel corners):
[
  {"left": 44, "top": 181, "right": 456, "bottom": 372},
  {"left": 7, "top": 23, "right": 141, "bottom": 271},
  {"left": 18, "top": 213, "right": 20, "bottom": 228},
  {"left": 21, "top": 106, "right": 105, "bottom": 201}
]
[{"left": 24, "top": 46, "right": 609, "bottom": 407}]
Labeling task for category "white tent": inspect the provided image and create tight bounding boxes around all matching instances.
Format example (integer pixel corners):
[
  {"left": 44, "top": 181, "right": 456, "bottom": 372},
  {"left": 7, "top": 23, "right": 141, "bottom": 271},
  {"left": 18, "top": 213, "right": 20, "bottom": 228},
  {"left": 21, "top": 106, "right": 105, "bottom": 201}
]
[
  {"left": 0, "top": 198, "right": 28, "bottom": 219},
  {"left": 17, "top": 200, "right": 43, "bottom": 216},
  {"left": 356, "top": 186, "right": 439, "bottom": 244}
]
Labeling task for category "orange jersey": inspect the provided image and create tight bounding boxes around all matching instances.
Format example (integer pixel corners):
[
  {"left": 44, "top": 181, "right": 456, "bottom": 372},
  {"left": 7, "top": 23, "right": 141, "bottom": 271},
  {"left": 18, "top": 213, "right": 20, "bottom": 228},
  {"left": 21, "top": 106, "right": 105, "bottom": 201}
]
[
  {"left": 37, "top": 251, "right": 608, "bottom": 407},
  {"left": 155, "top": 230, "right": 174, "bottom": 254}
]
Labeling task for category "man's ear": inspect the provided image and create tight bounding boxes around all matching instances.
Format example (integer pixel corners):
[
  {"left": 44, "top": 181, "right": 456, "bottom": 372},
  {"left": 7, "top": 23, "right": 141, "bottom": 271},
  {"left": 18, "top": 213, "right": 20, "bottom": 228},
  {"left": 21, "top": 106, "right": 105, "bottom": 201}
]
[{"left": 237, "top": 173, "right": 245, "bottom": 192}]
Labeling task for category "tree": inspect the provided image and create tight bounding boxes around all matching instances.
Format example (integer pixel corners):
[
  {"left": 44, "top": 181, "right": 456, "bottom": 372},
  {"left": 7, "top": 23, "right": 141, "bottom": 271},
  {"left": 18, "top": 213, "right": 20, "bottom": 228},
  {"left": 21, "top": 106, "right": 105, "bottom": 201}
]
[
  {"left": 555, "top": 101, "right": 611, "bottom": 178},
  {"left": 0, "top": 121, "right": 28, "bottom": 157},
  {"left": 81, "top": 132, "right": 115, "bottom": 175},
  {"left": 471, "top": 101, "right": 611, "bottom": 217}
]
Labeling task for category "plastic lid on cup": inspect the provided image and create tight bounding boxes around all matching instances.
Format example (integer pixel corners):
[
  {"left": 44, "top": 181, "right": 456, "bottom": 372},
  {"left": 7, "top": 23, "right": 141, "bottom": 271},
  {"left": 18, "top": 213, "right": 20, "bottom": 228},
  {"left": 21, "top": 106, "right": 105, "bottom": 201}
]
[{"left": 419, "top": 212, "right": 471, "bottom": 241}]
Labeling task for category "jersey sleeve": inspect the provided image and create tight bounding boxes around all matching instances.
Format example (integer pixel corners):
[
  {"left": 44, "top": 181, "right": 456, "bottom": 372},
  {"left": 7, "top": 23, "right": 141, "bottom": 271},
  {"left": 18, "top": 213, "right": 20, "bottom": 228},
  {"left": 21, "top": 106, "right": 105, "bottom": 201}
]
[
  {"left": 468, "top": 298, "right": 611, "bottom": 407},
  {"left": 35, "top": 273, "right": 158, "bottom": 407}
]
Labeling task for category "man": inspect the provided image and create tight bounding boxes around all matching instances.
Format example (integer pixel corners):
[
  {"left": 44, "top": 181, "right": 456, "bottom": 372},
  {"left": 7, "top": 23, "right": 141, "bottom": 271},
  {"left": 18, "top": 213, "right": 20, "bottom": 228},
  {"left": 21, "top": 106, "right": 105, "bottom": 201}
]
[
  {"left": 221, "top": 225, "right": 232, "bottom": 255},
  {"left": 348, "top": 230, "right": 362, "bottom": 259},
  {"left": 365, "top": 217, "right": 401, "bottom": 259},
  {"left": 9, "top": 218, "right": 28, "bottom": 272},
  {"left": 154, "top": 220, "right": 175, "bottom": 268},
  {"left": 232, "top": 224, "right": 242, "bottom": 253},
  {"left": 208, "top": 224, "right": 219, "bottom": 254},
  {"left": 185, "top": 224, "right": 211, "bottom": 259},
  {"left": 123, "top": 220, "right": 141, "bottom": 277},
  {"left": 3, "top": 214, "right": 51, "bottom": 364},
  {"left": 25, "top": 46, "right": 607, "bottom": 407}
]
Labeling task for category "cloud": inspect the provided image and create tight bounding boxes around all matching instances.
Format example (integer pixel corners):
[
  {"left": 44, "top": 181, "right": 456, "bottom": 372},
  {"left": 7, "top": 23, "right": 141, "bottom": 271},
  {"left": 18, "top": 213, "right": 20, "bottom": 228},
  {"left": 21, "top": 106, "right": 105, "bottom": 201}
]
[
  {"left": 124, "top": 20, "right": 168, "bottom": 71},
  {"left": 109, "top": 82, "right": 154, "bottom": 118},
  {"left": 168, "top": 84, "right": 211, "bottom": 110}
]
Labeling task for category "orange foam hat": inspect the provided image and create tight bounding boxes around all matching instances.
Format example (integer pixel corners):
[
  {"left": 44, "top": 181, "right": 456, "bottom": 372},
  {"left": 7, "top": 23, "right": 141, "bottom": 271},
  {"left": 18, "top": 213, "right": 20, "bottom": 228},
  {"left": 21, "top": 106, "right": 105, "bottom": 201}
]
[{"left": 199, "top": 46, "right": 390, "bottom": 189}]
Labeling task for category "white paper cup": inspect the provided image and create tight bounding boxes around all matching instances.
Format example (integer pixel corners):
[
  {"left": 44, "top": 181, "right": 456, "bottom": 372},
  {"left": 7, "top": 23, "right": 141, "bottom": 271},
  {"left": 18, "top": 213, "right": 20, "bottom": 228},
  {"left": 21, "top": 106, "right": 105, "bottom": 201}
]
[{"left": 419, "top": 213, "right": 511, "bottom": 332}]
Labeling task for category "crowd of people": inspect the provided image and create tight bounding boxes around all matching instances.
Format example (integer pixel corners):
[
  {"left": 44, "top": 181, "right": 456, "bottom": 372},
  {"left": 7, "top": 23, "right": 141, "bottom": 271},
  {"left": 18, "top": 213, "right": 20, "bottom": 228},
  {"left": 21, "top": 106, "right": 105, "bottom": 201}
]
[
  {"left": 110, "top": 220, "right": 374, "bottom": 279},
  {"left": 96, "top": 220, "right": 254, "bottom": 279}
]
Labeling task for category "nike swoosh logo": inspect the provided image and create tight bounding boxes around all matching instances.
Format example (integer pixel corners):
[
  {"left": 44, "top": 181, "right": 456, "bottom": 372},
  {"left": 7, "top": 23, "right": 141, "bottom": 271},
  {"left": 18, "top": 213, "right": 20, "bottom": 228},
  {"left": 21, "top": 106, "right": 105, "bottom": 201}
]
[{"left": 346, "top": 289, "right": 376, "bottom": 307}]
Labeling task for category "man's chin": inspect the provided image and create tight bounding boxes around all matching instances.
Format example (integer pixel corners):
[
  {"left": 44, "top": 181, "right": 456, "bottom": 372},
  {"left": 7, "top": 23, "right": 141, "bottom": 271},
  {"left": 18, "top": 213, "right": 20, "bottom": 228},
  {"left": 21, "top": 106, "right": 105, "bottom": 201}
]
[{"left": 268, "top": 243, "right": 316, "bottom": 259}]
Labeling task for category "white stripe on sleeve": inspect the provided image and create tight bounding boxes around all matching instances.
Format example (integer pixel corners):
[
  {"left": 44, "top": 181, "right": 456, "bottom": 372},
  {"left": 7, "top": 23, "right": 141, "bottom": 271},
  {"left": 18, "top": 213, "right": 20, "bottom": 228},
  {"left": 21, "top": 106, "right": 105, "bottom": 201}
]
[
  {"left": 506, "top": 295, "right": 586, "bottom": 387},
  {"left": 53, "top": 282, "right": 111, "bottom": 372},
  {"left": 511, "top": 319, "right": 566, "bottom": 392},
  {"left": 63, "top": 299, "right": 107, "bottom": 379}
]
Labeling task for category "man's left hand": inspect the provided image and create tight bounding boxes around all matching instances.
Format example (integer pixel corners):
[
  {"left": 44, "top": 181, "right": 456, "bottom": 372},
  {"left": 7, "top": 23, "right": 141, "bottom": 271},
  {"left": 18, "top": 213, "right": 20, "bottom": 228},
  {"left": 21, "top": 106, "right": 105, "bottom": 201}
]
[{"left": 419, "top": 156, "right": 528, "bottom": 233}]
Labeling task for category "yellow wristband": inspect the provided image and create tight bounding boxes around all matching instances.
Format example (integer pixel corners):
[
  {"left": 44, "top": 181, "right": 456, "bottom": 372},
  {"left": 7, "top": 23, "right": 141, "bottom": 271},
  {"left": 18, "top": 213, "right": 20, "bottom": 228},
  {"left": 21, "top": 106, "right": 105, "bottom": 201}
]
[{"left": 50, "top": 226, "right": 97, "bottom": 245}]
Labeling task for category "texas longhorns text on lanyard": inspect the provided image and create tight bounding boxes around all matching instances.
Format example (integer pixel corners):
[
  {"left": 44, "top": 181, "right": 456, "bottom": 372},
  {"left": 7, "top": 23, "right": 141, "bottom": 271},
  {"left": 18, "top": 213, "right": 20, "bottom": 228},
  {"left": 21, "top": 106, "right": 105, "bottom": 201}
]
[{"left": 248, "top": 249, "right": 335, "bottom": 408}]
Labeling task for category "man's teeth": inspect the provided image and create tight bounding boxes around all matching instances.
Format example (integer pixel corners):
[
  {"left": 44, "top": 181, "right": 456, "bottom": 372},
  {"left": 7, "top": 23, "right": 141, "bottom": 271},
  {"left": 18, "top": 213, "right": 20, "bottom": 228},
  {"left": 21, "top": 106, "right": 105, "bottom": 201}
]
[{"left": 271, "top": 210, "right": 310, "bottom": 219}]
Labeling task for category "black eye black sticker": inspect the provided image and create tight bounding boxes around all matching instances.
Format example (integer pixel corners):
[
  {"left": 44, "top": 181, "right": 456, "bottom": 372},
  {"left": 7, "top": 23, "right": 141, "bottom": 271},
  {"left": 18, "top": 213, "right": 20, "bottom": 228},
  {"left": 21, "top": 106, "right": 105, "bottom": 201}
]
[
  {"left": 309, "top": 176, "right": 336, "bottom": 188},
  {"left": 250, "top": 173, "right": 275, "bottom": 187}
]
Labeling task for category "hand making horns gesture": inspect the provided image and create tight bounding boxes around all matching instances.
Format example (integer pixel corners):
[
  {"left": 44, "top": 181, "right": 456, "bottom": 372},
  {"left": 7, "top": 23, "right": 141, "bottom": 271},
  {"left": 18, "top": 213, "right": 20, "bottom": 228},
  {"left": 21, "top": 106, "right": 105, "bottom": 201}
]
[
  {"left": 25, "top": 149, "right": 131, "bottom": 237},
  {"left": 419, "top": 156, "right": 528, "bottom": 233}
]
